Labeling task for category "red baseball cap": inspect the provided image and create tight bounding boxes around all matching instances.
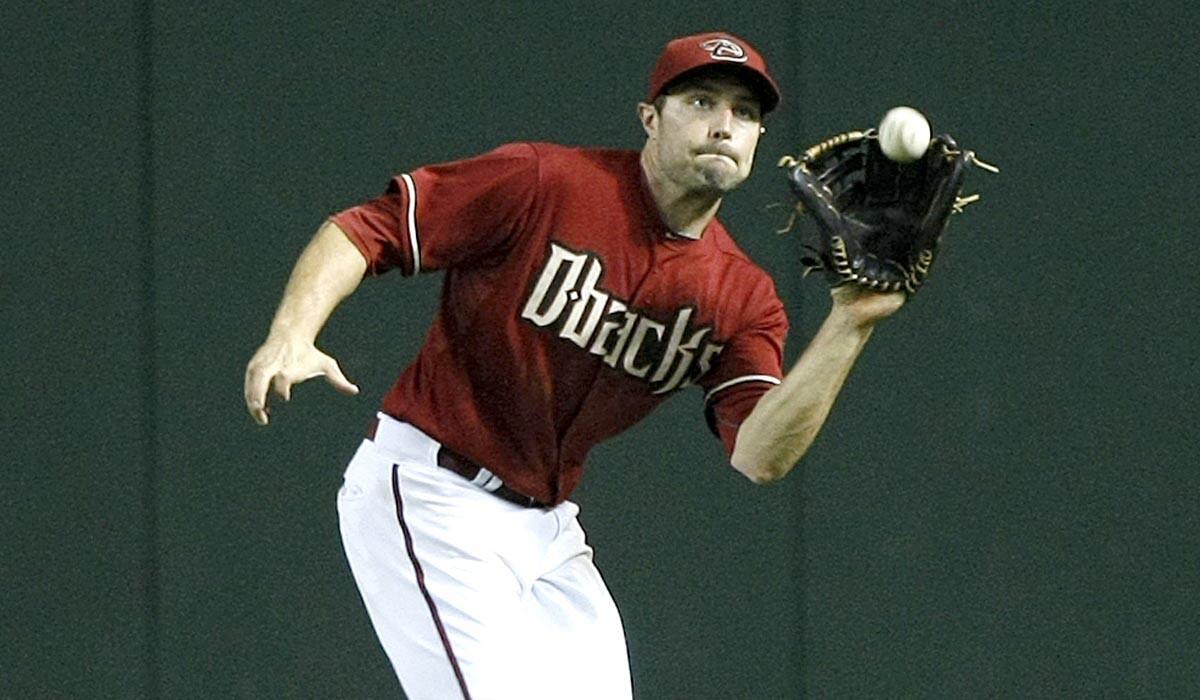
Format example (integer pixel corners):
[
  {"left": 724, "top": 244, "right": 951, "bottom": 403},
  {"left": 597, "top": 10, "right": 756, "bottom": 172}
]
[{"left": 647, "top": 32, "right": 781, "bottom": 114}]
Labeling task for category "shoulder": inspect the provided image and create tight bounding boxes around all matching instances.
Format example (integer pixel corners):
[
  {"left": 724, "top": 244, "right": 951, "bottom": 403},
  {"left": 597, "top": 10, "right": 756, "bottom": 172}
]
[
  {"left": 464, "top": 141, "right": 541, "bottom": 169},
  {"left": 521, "top": 142, "right": 638, "bottom": 180},
  {"left": 451, "top": 143, "right": 636, "bottom": 193},
  {"left": 522, "top": 142, "right": 636, "bottom": 163},
  {"left": 710, "top": 222, "right": 778, "bottom": 288},
  {"left": 417, "top": 141, "right": 542, "bottom": 183},
  {"left": 704, "top": 222, "right": 786, "bottom": 321},
  {"left": 419, "top": 141, "right": 633, "bottom": 174}
]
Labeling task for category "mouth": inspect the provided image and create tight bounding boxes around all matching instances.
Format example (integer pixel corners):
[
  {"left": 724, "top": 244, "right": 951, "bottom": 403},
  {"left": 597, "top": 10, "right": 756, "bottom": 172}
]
[{"left": 695, "top": 151, "right": 738, "bottom": 167}]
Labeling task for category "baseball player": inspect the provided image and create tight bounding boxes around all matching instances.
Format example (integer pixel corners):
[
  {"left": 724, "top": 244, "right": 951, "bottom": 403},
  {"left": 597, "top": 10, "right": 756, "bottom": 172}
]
[{"left": 245, "top": 32, "right": 903, "bottom": 699}]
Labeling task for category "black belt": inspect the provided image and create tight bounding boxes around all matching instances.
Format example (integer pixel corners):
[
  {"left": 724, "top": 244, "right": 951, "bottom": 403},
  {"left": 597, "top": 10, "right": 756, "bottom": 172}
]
[
  {"left": 368, "top": 417, "right": 544, "bottom": 509},
  {"left": 435, "top": 445, "right": 545, "bottom": 509}
]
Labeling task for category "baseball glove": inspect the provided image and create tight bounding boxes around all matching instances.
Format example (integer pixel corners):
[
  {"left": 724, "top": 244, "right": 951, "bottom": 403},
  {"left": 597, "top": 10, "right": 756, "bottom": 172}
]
[{"left": 779, "top": 129, "right": 997, "bottom": 294}]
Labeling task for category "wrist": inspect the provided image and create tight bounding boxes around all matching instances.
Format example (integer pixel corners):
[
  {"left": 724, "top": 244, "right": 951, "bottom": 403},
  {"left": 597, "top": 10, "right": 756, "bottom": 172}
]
[
  {"left": 828, "top": 285, "right": 907, "bottom": 327},
  {"left": 266, "top": 321, "right": 318, "bottom": 346},
  {"left": 827, "top": 303, "right": 878, "bottom": 334}
]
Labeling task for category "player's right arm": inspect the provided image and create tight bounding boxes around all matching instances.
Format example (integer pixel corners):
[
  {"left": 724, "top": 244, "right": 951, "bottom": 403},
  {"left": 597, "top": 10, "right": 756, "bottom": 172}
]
[
  {"left": 245, "top": 142, "right": 538, "bottom": 425},
  {"left": 243, "top": 220, "right": 366, "bottom": 426}
]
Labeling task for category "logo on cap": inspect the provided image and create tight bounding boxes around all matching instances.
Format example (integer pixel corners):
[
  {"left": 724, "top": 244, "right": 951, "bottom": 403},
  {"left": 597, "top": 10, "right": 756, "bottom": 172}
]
[{"left": 700, "top": 38, "right": 748, "bottom": 63}]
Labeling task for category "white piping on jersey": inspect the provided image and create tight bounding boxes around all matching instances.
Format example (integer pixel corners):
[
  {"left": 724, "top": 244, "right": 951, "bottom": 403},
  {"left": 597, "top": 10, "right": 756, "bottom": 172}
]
[
  {"left": 704, "top": 374, "right": 782, "bottom": 403},
  {"left": 400, "top": 173, "right": 420, "bottom": 274}
]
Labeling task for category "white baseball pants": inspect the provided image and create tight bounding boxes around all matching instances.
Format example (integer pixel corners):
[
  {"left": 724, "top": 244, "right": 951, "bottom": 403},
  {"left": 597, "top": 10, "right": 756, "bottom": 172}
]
[{"left": 337, "top": 414, "right": 633, "bottom": 699}]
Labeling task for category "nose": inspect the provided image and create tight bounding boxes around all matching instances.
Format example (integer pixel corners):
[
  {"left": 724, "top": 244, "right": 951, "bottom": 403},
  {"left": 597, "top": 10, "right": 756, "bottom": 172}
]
[{"left": 709, "top": 106, "right": 734, "bottom": 139}]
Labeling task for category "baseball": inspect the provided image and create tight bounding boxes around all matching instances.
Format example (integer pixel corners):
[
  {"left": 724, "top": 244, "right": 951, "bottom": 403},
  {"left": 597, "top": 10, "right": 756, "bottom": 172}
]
[{"left": 877, "top": 106, "right": 931, "bottom": 163}]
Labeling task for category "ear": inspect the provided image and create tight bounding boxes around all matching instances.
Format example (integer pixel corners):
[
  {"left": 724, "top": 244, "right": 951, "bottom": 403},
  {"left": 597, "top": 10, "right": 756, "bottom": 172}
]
[{"left": 637, "top": 102, "right": 658, "bottom": 139}]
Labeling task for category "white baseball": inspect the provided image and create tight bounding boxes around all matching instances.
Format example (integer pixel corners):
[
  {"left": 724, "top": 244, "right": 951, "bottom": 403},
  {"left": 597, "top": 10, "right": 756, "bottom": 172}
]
[{"left": 877, "top": 106, "right": 931, "bottom": 163}]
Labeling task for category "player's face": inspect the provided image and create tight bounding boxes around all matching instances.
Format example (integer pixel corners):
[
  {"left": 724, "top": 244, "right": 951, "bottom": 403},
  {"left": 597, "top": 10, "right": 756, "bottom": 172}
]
[{"left": 646, "top": 74, "right": 763, "bottom": 195}]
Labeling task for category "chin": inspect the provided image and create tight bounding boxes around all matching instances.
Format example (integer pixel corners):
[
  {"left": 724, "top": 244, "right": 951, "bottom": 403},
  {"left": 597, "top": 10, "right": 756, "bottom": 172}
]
[{"left": 699, "top": 169, "right": 744, "bottom": 194}]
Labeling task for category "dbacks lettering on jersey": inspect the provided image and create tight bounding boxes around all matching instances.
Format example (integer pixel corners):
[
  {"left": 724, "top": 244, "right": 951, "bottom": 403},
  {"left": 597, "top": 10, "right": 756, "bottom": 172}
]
[{"left": 521, "top": 242, "right": 724, "bottom": 395}]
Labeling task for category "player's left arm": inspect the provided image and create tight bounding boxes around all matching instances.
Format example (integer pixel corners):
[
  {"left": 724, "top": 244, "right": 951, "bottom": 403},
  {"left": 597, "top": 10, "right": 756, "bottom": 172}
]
[{"left": 730, "top": 286, "right": 905, "bottom": 483}]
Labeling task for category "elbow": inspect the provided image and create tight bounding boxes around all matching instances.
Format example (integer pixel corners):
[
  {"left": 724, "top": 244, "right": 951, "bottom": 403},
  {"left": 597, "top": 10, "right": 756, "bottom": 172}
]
[
  {"left": 729, "top": 420, "right": 814, "bottom": 485},
  {"left": 746, "top": 468, "right": 788, "bottom": 486},
  {"left": 730, "top": 454, "right": 796, "bottom": 485}
]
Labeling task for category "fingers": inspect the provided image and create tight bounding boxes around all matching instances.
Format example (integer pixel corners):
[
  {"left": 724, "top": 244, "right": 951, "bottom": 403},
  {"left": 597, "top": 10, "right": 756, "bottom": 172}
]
[
  {"left": 244, "top": 363, "right": 273, "bottom": 426},
  {"left": 267, "top": 362, "right": 357, "bottom": 403},
  {"left": 271, "top": 372, "right": 294, "bottom": 403},
  {"left": 245, "top": 368, "right": 305, "bottom": 426},
  {"left": 322, "top": 357, "right": 361, "bottom": 396},
  {"left": 244, "top": 343, "right": 360, "bottom": 426}
]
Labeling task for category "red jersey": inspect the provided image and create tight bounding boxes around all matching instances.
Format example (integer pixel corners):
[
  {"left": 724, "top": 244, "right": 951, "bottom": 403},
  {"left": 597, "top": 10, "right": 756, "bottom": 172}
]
[{"left": 332, "top": 142, "right": 787, "bottom": 505}]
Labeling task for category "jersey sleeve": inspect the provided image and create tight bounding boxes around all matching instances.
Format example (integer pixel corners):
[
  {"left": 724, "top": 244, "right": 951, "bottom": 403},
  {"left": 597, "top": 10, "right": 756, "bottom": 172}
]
[
  {"left": 330, "top": 142, "right": 540, "bottom": 276},
  {"left": 700, "top": 276, "right": 789, "bottom": 457}
]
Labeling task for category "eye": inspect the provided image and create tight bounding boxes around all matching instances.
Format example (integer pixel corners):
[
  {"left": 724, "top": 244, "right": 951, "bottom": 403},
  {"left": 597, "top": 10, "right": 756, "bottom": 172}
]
[
  {"left": 734, "top": 104, "right": 761, "bottom": 121},
  {"left": 690, "top": 94, "right": 713, "bottom": 109}
]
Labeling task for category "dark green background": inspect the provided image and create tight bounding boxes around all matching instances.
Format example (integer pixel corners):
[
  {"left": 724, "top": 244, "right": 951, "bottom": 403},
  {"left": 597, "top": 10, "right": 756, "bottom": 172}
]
[{"left": 5, "top": 1, "right": 1197, "bottom": 697}]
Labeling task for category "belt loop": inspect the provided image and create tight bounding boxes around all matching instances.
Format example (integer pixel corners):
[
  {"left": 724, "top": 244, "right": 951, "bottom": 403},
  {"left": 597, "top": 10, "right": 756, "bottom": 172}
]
[
  {"left": 434, "top": 442, "right": 545, "bottom": 509},
  {"left": 426, "top": 436, "right": 442, "bottom": 467},
  {"left": 469, "top": 467, "right": 495, "bottom": 490},
  {"left": 473, "top": 468, "right": 503, "bottom": 492}
]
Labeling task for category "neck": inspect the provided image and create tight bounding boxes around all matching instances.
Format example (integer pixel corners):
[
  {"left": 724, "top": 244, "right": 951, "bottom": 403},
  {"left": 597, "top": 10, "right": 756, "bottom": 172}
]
[{"left": 640, "top": 149, "right": 722, "bottom": 239}]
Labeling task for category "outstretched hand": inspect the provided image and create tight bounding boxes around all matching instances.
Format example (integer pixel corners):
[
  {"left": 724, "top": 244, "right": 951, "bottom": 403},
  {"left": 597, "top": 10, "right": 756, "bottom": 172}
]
[
  {"left": 243, "top": 337, "right": 359, "bottom": 425},
  {"left": 829, "top": 285, "right": 906, "bottom": 327}
]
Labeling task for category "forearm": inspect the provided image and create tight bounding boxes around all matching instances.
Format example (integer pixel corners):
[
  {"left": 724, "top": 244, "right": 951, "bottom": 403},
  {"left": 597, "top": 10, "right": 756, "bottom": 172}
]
[
  {"left": 244, "top": 221, "right": 366, "bottom": 425},
  {"left": 266, "top": 220, "right": 367, "bottom": 342},
  {"left": 730, "top": 306, "right": 875, "bottom": 483}
]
